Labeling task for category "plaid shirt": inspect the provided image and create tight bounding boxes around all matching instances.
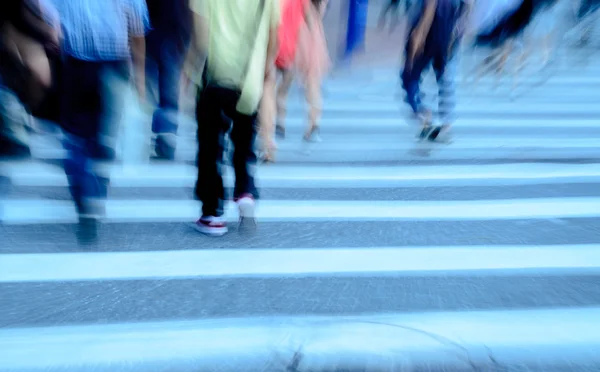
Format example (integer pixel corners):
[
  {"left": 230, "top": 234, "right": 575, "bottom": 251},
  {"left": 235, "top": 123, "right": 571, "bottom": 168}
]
[{"left": 51, "top": 0, "right": 150, "bottom": 61}]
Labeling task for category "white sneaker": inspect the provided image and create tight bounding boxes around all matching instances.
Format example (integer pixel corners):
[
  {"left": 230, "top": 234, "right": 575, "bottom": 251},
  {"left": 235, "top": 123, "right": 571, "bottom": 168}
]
[{"left": 236, "top": 194, "right": 256, "bottom": 220}]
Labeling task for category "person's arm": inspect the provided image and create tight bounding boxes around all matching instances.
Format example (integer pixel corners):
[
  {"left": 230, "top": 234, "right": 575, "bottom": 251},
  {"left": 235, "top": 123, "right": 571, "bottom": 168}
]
[
  {"left": 303, "top": 0, "right": 314, "bottom": 31},
  {"left": 183, "top": 0, "right": 209, "bottom": 87},
  {"left": 264, "top": 0, "right": 280, "bottom": 81},
  {"left": 318, "top": 0, "right": 329, "bottom": 17},
  {"left": 409, "top": 0, "right": 437, "bottom": 62},
  {"left": 130, "top": 36, "right": 145, "bottom": 98},
  {"left": 126, "top": 0, "right": 150, "bottom": 99}
]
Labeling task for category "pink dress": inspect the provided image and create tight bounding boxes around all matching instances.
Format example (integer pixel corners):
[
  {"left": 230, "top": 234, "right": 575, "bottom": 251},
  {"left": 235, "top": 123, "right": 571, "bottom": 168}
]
[
  {"left": 295, "top": 0, "right": 330, "bottom": 82},
  {"left": 275, "top": 0, "right": 309, "bottom": 70}
]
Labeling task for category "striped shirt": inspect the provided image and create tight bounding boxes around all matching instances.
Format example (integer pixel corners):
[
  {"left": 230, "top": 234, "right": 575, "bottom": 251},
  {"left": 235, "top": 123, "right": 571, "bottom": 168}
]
[{"left": 51, "top": 0, "right": 150, "bottom": 61}]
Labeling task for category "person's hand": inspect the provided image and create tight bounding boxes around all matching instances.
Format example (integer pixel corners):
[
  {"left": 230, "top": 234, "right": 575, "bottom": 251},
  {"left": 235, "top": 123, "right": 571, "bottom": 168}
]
[
  {"left": 135, "top": 75, "right": 146, "bottom": 104},
  {"left": 182, "top": 69, "right": 193, "bottom": 91},
  {"left": 264, "top": 64, "right": 275, "bottom": 82}
]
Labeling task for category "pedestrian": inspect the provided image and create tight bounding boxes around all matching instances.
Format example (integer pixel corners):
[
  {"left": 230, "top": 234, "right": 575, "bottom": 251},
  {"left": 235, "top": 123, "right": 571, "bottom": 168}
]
[
  {"left": 52, "top": 0, "right": 149, "bottom": 242},
  {"left": 268, "top": 0, "right": 330, "bottom": 157},
  {"left": 260, "top": 0, "right": 310, "bottom": 163},
  {"left": 401, "top": 0, "right": 471, "bottom": 142},
  {"left": 145, "top": 0, "right": 192, "bottom": 160},
  {"left": 184, "top": 0, "right": 280, "bottom": 236},
  {"left": 259, "top": 0, "right": 307, "bottom": 162}
]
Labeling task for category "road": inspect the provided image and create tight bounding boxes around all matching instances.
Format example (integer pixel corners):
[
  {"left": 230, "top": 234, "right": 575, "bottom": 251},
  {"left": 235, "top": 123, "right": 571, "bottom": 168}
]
[{"left": 1, "top": 49, "right": 600, "bottom": 371}]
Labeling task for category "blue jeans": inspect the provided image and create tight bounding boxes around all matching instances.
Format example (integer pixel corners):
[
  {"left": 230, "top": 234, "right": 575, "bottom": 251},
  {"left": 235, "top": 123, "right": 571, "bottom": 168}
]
[
  {"left": 62, "top": 133, "right": 108, "bottom": 215},
  {"left": 401, "top": 51, "right": 458, "bottom": 125},
  {"left": 60, "top": 57, "right": 127, "bottom": 215},
  {"left": 146, "top": 32, "right": 185, "bottom": 135}
]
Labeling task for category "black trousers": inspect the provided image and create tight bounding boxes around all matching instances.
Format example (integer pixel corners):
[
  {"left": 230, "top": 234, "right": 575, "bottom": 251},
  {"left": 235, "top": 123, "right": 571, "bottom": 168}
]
[{"left": 195, "top": 85, "right": 259, "bottom": 217}]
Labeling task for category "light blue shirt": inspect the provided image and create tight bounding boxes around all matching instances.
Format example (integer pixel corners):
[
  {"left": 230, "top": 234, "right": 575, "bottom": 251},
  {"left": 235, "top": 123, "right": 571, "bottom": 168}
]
[{"left": 52, "top": 0, "right": 150, "bottom": 61}]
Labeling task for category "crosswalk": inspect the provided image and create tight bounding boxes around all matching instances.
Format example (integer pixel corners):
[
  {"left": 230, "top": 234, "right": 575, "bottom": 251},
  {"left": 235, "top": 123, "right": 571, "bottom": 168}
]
[{"left": 1, "top": 52, "right": 600, "bottom": 371}]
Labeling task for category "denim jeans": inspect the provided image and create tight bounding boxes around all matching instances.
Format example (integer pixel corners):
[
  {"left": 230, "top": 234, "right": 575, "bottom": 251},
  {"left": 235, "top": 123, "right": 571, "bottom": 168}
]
[
  {"left": 60, "top": 57, "right": 127, "bottom": 215},
  {"left": 401, "top": 52, "right": 458, "bottom": 125},
  {"left": 146, "top": 32, "right": 186, "bottom": 136}
]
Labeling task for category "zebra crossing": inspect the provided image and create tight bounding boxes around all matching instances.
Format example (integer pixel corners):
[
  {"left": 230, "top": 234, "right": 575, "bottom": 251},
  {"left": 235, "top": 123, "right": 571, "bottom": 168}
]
[{"left": 1, "top": 56, "right": 600, "bottom": 371}]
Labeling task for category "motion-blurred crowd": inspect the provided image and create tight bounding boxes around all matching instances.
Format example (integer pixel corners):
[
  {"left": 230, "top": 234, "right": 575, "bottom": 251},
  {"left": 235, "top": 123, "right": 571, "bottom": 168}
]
[{"left": 0, "top": 0, "right": 597, "bottom": 242}]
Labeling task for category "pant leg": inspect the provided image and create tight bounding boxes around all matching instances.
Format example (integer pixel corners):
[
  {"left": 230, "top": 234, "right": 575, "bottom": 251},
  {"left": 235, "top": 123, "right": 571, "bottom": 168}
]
[
  {"left": 62, "top": 132, "right": 107, "bottom": 215},
  {"left": 145, "top": 31, "right": 160, "bottom": 106},
  {"left": 60, "top": 58, "right": 110, "bottom": 215},
  {"left": 401, "top": 52, "right": 431, "bottom": 115},
  {"left": 194, "top": 85, "right": 228, "bottom": 217},
  {"left": 433, "top": 54, "right": 458, "bottom": 125},
  {"left": 152, "top": 36, "right": 184, "bottom": 135},
  {"left": 228, "top": 107, "right": 259, "bottom": 201}
]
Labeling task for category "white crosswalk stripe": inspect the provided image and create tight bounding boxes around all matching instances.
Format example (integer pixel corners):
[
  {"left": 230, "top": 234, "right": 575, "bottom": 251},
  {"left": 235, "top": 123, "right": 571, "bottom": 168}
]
[{"left": 1, "top": 56, "right": 600, "bottom": 371}]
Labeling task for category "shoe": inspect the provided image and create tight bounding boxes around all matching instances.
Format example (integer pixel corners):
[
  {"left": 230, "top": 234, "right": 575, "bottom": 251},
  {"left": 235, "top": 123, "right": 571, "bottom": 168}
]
[
  {"left": 417, "top": 125, "right": 433, "bottom": 140},
  {"left": 77, "top": 215, "right": 99, "bottom": 245},
  {"left": 303, "top": 125, "right": 322, "bottom": 143},
  {"left": 194, "top": 216, "right": 228, "bottom": 236},
  {"left": 275, "top": 124, "right": 286, "bottom": 139},
  {"left": 0, "top": 137, "right": 31, "bottom": 159},
  {"left": 155, "top": 134, "right": 177, "bottom": 161},
  {"left": 235, "top": 193, "right": 256, "bottom": 221},
  {"left": 428, "top": 125, "right": 453, "bottom": 143}
]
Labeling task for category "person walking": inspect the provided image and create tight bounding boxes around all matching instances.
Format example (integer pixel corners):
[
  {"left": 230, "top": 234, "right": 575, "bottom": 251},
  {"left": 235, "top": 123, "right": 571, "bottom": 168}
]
[
  {"left": 267, "top": 0, "right": 330, "bottom": 158},
  {"left": 401, "top": 0, "right": 471, "bottom": 142},
  {"left": 52, "top": 0, "right": 149, "bottom": 242},
  {"left": 185, "top": 0, "right": 280, "bottom": 236},
  {"left": 260, "top": 0, "right": 309, "bottom": 163}
]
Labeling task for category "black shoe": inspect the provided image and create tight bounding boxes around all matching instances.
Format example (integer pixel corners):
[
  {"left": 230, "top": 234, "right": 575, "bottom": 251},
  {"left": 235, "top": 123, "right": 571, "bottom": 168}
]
[
  {"left": 76, "top": 216, "right": 99, "bottom": 245},
  {"left": 92, "top": 143, "right": 116, "bottom": 161},
  {"left": 417, "top": 126, "right": 433, "bottom": 140},
  {"left": 427, "top": 125, "right": 453, "bottom": 143},
  {"left": 0, "top": 137, "right": 31, "bottom": 159},
  {"left": 155, "top": 134, "right": 177, "bottom": 161},
  {"left": 275, "top": 124, "right": 286, "bottom": 139}
]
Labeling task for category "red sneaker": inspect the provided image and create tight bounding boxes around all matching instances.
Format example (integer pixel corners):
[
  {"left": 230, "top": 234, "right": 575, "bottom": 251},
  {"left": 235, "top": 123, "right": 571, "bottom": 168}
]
[{"left": 194, "top": 216, "right": 228, "bottom": 237}]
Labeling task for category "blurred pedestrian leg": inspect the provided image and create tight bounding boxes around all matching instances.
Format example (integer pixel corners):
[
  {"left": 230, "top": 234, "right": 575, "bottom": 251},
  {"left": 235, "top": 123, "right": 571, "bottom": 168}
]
[
  {"left": 275, "top": 68, "right": 295, "bottom": 138},
  {"left": 60, "top": 58, "right": 129, "bottom": 218},
  {"left": 296, "top": 0, "right": 330, "bottom": 143},
  {"left": 0, "top": 84, "right": 31, "bottom": 158},
  {"left": 146, "top": 0, "right": 192, "bottom": 160}
]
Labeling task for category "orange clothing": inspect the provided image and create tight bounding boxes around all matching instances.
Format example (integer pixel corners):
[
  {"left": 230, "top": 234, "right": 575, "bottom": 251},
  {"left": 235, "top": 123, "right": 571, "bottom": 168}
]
[{"left": 275, "top": 0, "right": 308, "bottom": 69}]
